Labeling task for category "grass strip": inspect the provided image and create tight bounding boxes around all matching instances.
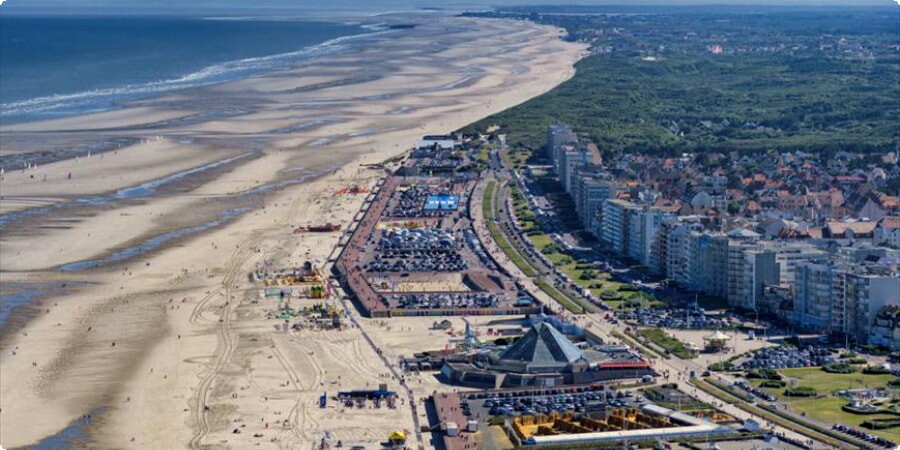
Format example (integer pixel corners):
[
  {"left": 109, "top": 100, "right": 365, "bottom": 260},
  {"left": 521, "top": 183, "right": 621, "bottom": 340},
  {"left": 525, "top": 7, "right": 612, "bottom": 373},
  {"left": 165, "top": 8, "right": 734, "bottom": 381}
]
[
  {"left": 488, "top": 222, "right": 538, "bottom": 277},
  {"left": 613, "top": 330, "right": 667, "bottom": 359},
  {"left": 482, "top": 181, "right": 496, "bottom": 219},
  {"left": 535, "top": 278, "right": 583, "bottom": 314},
  {"left": 693, "top": 378, "right": 855, "bottom": 450},
  {"left": 759, "top": 403, "right": 879, "bottom": 449}
]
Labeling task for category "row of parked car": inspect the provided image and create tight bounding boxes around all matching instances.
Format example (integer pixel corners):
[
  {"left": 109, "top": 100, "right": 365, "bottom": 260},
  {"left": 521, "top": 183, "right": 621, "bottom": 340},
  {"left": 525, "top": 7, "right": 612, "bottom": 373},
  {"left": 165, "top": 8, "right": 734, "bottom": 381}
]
[
  {"left": 733, "top": 379, "right": 777, "bottom": 402},
  {"left": 617, "top": 307, "right": 730, "bottom": 329},
  {"left": 740, "top": 345, "right": 836, "bottom": 370},
  {"left": 465, "top": 384, "right": 609, "bottom": 400},
  {"left": 832, "top": 423, "right": 897, "bottom": 449},
  {"left": 384, "top": 292, "right": 502, "bottom": 309},
  {"left": 473, "top": 389, "right": 637, "bottom": 416}
]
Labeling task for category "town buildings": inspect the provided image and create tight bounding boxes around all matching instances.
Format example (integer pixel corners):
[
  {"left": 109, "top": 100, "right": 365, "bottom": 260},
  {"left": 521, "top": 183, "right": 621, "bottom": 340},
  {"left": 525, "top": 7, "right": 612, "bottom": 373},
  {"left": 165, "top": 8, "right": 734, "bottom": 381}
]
[{"left": 543, "top": 125, "right": 899, "bottom": 348}]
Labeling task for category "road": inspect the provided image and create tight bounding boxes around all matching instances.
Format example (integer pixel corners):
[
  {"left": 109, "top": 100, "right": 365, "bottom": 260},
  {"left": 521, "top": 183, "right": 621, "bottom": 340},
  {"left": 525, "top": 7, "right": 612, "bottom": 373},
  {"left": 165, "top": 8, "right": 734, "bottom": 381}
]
[
  {"left": 474, "top": 139, "right": 835, "bottom": 449},
  {"left": 482, "top": 143, "right": 597, "bottom": 313}
]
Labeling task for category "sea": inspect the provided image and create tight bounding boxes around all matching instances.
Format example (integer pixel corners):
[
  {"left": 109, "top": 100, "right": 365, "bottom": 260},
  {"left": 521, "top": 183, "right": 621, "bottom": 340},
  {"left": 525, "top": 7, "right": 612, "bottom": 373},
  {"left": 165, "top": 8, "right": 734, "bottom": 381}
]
[{"left": 0, "top": 16, "right": 372, "bottom": 124}]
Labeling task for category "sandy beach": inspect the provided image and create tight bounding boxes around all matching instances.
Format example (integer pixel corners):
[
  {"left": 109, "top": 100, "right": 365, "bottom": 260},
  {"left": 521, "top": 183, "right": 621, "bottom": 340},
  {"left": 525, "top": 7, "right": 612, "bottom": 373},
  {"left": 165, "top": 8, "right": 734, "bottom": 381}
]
[{"left": 0, "top": 15, "right": 585, "bottom": 449}]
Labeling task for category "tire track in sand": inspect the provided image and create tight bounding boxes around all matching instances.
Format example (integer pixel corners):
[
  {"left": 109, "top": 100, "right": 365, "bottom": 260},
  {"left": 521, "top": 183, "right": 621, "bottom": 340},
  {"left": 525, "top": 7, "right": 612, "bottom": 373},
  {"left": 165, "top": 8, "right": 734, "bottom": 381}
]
[{"left": 189, "top": 239, "right": 256, "bottom": 449}]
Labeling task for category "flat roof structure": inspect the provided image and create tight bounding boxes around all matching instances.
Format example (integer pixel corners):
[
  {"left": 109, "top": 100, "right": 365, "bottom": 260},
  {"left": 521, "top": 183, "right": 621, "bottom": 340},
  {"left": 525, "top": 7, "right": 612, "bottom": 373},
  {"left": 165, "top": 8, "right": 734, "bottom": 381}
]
[
  {"left": 520, "top": 404, "right": 723, "bottom": 446},
  {"left": 424, "top": 194, "right": 459, "bottom": 211}
]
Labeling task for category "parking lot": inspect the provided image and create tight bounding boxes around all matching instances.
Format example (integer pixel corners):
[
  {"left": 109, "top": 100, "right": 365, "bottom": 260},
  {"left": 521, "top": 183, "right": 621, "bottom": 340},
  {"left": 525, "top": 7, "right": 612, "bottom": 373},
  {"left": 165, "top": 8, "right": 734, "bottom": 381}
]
[
  {"left": 740, "top": 346, "right": 837, "bottom": 370},
  {"left": 366, "top": 227, "right": 468, "bottom": 273},
  {"left": 380, "top": 292, "right": 506, "bottom": 310},
  {"left": 458, "top": 385, "right": 640, "bottom": 420},
  {"left": 617, "top": 307, "right": 732, "bottom": 329}
]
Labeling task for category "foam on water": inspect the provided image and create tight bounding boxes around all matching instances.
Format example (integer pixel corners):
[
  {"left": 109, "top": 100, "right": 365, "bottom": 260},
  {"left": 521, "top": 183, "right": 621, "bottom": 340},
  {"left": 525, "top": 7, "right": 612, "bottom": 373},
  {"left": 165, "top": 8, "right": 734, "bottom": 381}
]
[{"left": 1, "top": 22, "right": 396, "bottom": 122}]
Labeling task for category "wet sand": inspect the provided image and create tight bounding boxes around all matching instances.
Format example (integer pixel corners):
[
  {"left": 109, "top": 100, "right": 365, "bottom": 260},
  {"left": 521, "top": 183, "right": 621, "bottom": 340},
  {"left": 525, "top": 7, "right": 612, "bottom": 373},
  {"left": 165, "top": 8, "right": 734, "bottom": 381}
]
[{"left": 0, "top": 15, "right": 586, "bottom": 449}]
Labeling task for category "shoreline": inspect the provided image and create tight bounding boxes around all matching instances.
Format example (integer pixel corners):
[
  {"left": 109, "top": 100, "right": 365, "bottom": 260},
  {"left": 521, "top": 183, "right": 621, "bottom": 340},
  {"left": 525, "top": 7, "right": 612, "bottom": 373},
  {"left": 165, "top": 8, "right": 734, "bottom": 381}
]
[
  {"left": 0, "top": 16, "right": 395, "bottom": 128},
  {"left": 0, "top": 15, "right": 587, "bottom": 449}
]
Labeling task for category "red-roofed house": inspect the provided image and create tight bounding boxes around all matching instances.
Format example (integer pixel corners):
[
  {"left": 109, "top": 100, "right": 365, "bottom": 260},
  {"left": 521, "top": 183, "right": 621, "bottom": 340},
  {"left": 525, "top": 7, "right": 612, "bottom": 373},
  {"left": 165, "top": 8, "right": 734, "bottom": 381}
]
[
  {"left": 874, "top": 216, "right": 900, "bottom": 247},
  {"left": 823, "top": 221, "right": 876, "bottom": 240},
  {"left": 859, "top": 192, "right": 900, "bottom": 221}
]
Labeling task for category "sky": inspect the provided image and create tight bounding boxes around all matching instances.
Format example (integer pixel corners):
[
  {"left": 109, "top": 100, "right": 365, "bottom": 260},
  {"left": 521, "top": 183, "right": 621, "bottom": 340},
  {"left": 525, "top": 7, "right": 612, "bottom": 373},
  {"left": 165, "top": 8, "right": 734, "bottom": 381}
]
[{"left": 1, "top": 0, "right": 893, "bottom": 14}]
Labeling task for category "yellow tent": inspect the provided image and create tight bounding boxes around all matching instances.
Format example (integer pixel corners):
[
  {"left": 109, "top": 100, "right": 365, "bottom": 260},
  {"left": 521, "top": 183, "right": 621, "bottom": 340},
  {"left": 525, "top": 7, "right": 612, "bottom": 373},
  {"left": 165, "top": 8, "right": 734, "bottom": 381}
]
[{"left": 388, "top": 431, "right": 406, "bottom": 443}]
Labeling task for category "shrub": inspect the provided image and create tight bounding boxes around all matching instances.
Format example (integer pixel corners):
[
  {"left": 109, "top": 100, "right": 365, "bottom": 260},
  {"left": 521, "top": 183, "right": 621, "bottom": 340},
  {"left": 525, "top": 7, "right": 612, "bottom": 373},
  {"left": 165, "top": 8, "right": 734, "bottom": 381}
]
[
  {"left": 847, "top": 358, "right": 868, "bottom": 365},
  {"left": 858, "top": 345, "right": 889, "bottom": 356},
  {"left": 823, "top": 363, "right": 856, "bottom": 374},
  {"left": 600, "top": 289, "right": 622, "bottom": 300},
  {"left": 761, "top": 380, "right": 787, "bottom": 388},
  {"left": 862, "top": 365, "right": 891, "bottom": 375},
  {"left": 709, "top": 361, "right": 735, "bottom": 372},
  {"left": 747, "top": 369, "right": 782, "bottom": 380},
  {"left": 861, "top": 418, "right": 900, "bottom": 430},
  {"left": 541, "top": 244, "right": 559, "bottom": 255},
  {"left": 784, "top": 386, "right": 818, "bottom": 397},
  {"left": 842, "top": 404, "right": 885, "bottom": 415}
]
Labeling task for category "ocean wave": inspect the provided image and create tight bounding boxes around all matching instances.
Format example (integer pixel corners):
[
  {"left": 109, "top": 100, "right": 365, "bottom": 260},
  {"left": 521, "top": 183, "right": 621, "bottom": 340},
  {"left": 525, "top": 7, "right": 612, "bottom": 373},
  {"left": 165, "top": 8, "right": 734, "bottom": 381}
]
[{"left": 1, "top": 28, "right": 393, "bottom": 120}]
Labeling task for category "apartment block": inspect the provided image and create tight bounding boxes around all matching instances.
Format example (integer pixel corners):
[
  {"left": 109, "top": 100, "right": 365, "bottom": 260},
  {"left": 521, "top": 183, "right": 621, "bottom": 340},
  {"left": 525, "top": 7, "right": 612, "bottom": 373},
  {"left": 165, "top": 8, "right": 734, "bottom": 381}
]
[
  {"left": 546, "top": 124, "right": 577, "bottom": 170},
  {"left": 726, "top": 243, "right": 779, "bottom": 311},
  {"left": 685, "top": 232, "right": 729, "bottom": 298}
]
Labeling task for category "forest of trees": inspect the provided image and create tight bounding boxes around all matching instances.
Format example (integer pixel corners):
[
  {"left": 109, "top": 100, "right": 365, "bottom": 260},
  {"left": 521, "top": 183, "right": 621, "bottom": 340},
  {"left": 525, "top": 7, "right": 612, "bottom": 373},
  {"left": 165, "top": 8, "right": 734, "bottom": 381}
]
[{"left": 462, "top": 6, "right": 900, "bottom": 158}]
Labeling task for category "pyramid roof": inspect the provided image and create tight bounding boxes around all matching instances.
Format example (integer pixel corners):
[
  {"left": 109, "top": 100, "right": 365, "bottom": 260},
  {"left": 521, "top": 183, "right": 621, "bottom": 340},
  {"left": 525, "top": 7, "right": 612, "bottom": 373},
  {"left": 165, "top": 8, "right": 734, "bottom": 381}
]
[{"left": 498, "top": 322, "right": 584, "bottom": 364}]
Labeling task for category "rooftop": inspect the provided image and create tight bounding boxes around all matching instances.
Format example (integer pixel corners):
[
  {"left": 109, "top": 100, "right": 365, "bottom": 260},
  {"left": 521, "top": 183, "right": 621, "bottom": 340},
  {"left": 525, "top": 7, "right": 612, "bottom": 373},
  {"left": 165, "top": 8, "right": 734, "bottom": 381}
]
[{"left": 498, "top": 322, "right": 585, "bottom": 366}]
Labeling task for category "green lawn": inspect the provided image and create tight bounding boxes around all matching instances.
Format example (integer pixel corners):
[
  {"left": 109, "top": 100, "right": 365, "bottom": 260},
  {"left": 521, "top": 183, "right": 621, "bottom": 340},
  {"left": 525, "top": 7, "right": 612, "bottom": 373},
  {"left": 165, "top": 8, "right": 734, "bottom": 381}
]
[
  {"left": 476, "top": 146, "right": 489, "bottom": 163},
  {"left": 778, "top": 367, "right": 895, "bottom": 394},
  {"left": 524, "top": 228, "right": 660, "bottom": 311},
  {"left": 693, "top": 378, "right": 850, "bottom": 449},
  {"left": 748, "top": 367, "right": 900, "bottom": 441},
  {"left": 527, "top": 232, "right": 554, "bottom": 250},
  {"left": 789, "top": 397, "right": 899, "bottom": 442}
]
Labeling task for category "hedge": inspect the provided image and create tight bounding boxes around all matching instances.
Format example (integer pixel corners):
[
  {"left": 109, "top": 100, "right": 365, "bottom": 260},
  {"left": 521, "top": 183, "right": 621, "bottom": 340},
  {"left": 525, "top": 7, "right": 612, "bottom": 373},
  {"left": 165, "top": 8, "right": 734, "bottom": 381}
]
[
  {"left": 841, "top": 404, "right": 885, "bottom": 415},
  {"left": 784, "top": 386, "right": 818, "bottom": 397},
  {"left": 823, "top": 363, "right": 856, "bottom": 374},
  {"left": 861, "top": 418, "right": 900, "bottom": 430},
  {"left": 862, "top": 365, "right": 891, "bottom": 375},
  {"left": 746, "top": 368, "right": 782, "bottom": 380},
  {"left": 708, "top": 361, "right": 735, "bottom": 372}
]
